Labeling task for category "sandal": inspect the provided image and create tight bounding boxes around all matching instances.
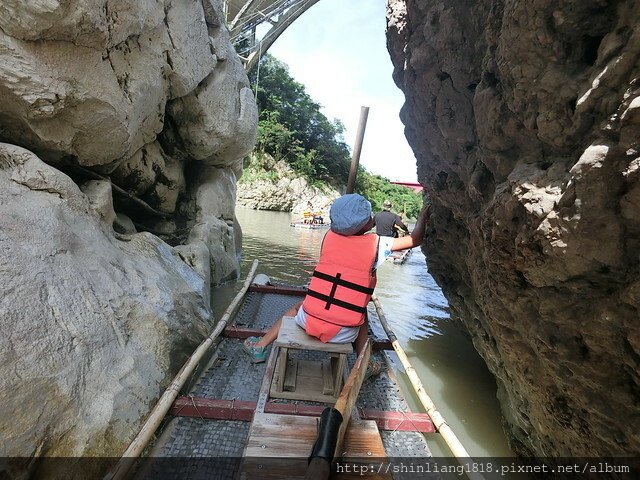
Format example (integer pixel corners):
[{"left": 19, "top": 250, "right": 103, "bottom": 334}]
[
  {"left": 244, "top": 336, "right": 261, "bottom": 347},
  {"left": 365, "top": 359, "right": 383, "bottom": 380},
  {"left": 243, "top": 337, "right": 267, "bottom": 363}
]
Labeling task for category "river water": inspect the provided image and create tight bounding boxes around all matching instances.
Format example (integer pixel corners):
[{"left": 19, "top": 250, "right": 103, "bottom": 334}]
[{"left": 212, "top": 207, "right": 514, "bottom": 459}]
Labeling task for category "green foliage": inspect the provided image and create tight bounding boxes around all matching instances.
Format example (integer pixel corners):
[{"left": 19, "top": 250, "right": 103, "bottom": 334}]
[
  {"left": 240, "top": 154, "right": 280, "bottom": 184},
  {"left": 250, "top": 55, "right": 350, "bottom": 184},
  {"left": 354, "top": 167, "right": 423, "bottom": 220},
  {"left": 256, "top": 111, "right": 294, "bottom": 159},
  {"left": 250, "top": 54, "right": 422, "bottom": 218}
]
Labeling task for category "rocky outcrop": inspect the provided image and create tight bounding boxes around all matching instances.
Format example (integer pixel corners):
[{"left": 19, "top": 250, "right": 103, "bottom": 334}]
[
  {"left": 237, "top": 155, "right": 340, "bottom": 213},
  {"left": 0, "top": 0, "right": 258, "bottom": 284},
  {"left": 0, "top": 0, "right": 257, "bottom": 467},
  {"left": 388, "top": 0, "right": 640, "bottom": 456},
  {"left": 0, "top": 144, "right": 210, "bottom": 471}
]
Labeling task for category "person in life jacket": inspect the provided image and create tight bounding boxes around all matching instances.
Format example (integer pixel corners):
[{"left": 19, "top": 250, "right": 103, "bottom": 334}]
[{"left": 243, "top": 193, "right": 431, "bottom": 363}]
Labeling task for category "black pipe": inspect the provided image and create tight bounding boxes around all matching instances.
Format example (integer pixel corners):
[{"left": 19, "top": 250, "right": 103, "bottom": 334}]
[{"left": 308, "top": 407, "right": 343, "bottom": 463}]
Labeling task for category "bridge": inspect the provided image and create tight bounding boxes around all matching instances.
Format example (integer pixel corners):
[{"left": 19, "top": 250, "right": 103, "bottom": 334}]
[
  {"left": 390, "top": 181, "right": 423, "bottom": 193},
  {"left": 224, "top": 0, "right": 321, "bottom": 72}
]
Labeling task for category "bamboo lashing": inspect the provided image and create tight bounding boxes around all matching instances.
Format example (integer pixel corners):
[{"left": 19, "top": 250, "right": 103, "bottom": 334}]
[
  {"left": 105, "top": 260, "right": 259, "bottom": 480},
  {"left": 371, "top": 295, "right": 485, "bottom": 480}
]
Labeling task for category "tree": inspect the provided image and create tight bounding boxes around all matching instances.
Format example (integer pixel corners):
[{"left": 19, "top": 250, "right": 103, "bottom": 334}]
[
  {"left": 249, "top": 55, "right": 350, "bottom": 184},
  {"left": 249, "top": 54, "right": 423, "bottom": 217}
]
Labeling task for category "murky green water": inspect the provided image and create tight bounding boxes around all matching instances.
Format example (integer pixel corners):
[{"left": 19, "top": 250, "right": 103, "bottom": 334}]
[{"left": 212, "top": 207, "right": 514, "bottom": 460}]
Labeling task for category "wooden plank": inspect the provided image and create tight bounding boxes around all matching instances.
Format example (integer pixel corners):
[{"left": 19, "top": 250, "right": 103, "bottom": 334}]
[
  {"left": 284, "top": 356, "right": 298, "bottom": 391},
  {"left": 222, "top": 326, "right": 393, "bottom": 352},
  {"left": 245, "top": 415, "right": 385, "bottom": 458},
  {"left": 243, "top": 415, "right": 388, "bottom": 479},
  {"left": 222, "top": 326, "right": 266, "bottom": 339},
  {"left": 271, "top": 359, "right": 338, "bottom": 403},
  {"left": 321, "top": 359, "right": 333, "bottom": 395},
  {"left": 340, "top": 418, "right": 385, "bottom": 459},
  {"left": 170, "top": 397, "right": 255, "bottom": 421},
  {"left": 333, "top": 354, "right": 347, "bottom": 397},
  {"left": 276, "top": 347, "right": 288, "bottom": 393},
  {"left": 360, "top": 409, "right": 436, "bottom": 433},
  {"left": 274, "top": 316, "right": 353, "bottom": 354},
  {"left": 245, "top": 413, "right": 318, "bottom": 458},
  {"left": 333, "top": 339, "right": 371, "bottom": 459},
  {"left": 256, "top": 345, "right": 279, "bottom": 414},
  {"left": 248, "top": 284, "right": 307, "bottom": 296},
  {"left": 170, "top": 396, "right": 436, "bottom": 433}
]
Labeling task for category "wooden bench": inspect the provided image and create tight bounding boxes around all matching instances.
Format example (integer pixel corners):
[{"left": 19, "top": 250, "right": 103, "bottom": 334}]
[{"left": 270, "top": 316, "right": 353, "bottom": 403}]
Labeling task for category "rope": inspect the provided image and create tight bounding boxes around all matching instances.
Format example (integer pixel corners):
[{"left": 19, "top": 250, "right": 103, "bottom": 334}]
[
  {"left": 189, "top": 394, "right": 204, "bottom": 420},
  {"left": 254, "top": 39, "right": 262, "bottom": 102}
]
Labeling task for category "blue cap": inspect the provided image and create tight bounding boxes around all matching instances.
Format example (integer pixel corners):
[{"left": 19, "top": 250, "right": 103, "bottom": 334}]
[{"left": 330, "top": 194, "right": 372, "bottom": 236}]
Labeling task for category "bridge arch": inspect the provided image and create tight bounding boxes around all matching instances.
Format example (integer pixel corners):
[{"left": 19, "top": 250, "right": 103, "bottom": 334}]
[{"left": 224, "top": 0, "right": 321, "bottom": 72}]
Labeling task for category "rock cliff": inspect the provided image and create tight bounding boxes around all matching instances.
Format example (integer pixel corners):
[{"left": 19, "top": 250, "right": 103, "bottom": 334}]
[
  {"left": 237, "top": 155, "right": 340, "bottom": 214},
  {"left": 0, "top": 0, "right": 257, "bottom": 469},
  {"left": 0, "top": 0, "right": 257, "bottom": 285},
  {"left": 387, "top": 0, "right": 640, "bottom": 456}
]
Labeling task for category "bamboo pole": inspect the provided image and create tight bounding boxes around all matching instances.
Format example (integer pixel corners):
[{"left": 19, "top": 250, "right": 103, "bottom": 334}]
[
  {"left": 105, "top": 260, "right": 259, "bottom": 480},
  {"left": 345, "top": 106, "right": 369, "bottom": 194},
  {"left": 371, "top": 295, "right": 485, "bottom": 480}
]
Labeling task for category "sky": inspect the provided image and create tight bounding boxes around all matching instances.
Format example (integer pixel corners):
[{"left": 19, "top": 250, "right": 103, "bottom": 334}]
[{"left": 266, "top": 0, "right": 418, "bottom": 182}]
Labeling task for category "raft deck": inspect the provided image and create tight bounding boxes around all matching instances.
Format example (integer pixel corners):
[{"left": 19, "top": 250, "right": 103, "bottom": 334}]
[{"left": 139, "top": 286, "right": 436, "bottom": 479}]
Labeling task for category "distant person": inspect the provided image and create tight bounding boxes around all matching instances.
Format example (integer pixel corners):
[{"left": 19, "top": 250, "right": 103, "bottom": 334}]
[
  {"left": 373, "top": 200, "right": 409, "bottom": 237},
  {"left": 243, "top": 194, "right": 431, "bottom": 364},
  {"left": 303, "top": 201, "right": 314, "bottom": 224},
  {"left": 305, "top": 201, "right": 325, "bottom": 224}
]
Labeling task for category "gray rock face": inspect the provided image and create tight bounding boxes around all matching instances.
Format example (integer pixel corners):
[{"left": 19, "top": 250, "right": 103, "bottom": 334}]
[
  {"left": 0, "top": 144, "right": 210, "bottom": 467},
  {"left": 187, "top": 165, "right": 243, "bottom": 285},
  {"left": 167, "top": 39, "right": 258, "bottom": 174},
  {"left": 0, "top": 0, "right": 257, "bottom": 284},
  {"left": 237, "top": 155, "right": 340, "bottom": 213},
  {"left": 387, "top": 0, "right": 640, "bottom": 456},
  {"left": 0, "top": 0, "right": 258, "bottom": 466}
]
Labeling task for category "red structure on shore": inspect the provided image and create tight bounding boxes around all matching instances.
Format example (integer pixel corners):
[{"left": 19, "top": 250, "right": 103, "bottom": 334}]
[{"left": 391, "top": 181, "right": 423, "bottom": 193}]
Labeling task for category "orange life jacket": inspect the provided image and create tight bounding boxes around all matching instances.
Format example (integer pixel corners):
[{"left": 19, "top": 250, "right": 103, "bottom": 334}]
[{"left": 302, "top": 231, "right": 379, "bottom": 342}]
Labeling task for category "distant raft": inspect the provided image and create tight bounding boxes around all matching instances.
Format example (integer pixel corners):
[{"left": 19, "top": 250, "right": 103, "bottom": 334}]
[
  {"left": 290, "top": 221, "right": 330, "bottom": 229},
  {"left": 388, "top": 247, "right": 412, "bottom": 265}
]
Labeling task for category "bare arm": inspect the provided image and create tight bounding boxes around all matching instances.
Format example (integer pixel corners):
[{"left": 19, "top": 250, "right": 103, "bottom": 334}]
[
  {"left": 391, "top": 204, "right": 431, "bottom": 251},
  {"left": 395, "top": 216, "right": 409, "bottom": 233}
]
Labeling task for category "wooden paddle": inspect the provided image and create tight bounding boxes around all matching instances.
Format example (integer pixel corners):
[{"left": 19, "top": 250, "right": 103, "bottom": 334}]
[{"left": 305, "top": 338, "right": 371, "bottom": 480}]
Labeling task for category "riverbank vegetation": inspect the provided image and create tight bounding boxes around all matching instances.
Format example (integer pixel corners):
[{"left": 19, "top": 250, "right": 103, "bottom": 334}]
[{"left": 247, "top": 54, "right": 422, "bottom": 219}]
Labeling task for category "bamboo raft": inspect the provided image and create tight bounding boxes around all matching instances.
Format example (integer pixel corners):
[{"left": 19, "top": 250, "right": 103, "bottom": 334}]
[
  {"left": 290, "top": 221, "right": 331, "bottom": 229},
  {"left": 388, "top": 248, "right": 412, "bottom": 265},
  {"left": 107, "top": 261, "right": 481, "bottom": 480}
]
